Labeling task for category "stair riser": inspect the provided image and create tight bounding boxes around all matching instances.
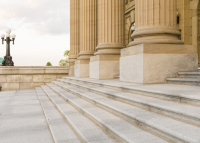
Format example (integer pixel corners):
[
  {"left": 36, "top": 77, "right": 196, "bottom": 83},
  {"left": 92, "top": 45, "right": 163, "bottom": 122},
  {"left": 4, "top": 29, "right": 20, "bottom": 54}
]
[
  {"left": 178, "top": 75, "right": 200, "bottom": 78},
  {"left": 47, "top": 85, "right": 131, "bottom": 143},
  {"left": 53, "top": 82, "right": 196, "bottom": 143},
  {"left": 58, "top": 80, "right": 200, "bottom": 127},
  {"left": 40, "top": 88, "right": 87, "bottom": 143},
  {"left": 167, "top": 81, "right": 200, "bottom": 86},
  {"left": 62, "top": 78, "right": 200, "bottom": 107}
]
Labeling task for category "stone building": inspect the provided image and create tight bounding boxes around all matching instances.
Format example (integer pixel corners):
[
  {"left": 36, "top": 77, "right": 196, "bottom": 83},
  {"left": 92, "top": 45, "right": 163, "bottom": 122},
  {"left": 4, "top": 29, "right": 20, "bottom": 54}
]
[
  {"left": 69, "top": 0, "right": 199, "bottom": 84},
  {"left": 1, "top": 1, "right": 200, "bottom": 142}
]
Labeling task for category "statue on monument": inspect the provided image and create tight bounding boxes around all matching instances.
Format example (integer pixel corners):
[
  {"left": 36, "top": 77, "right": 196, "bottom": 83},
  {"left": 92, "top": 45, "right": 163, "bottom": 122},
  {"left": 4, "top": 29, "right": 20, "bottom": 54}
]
[{"left": 1, "top": 29, "right": 16, "bottom": 66}]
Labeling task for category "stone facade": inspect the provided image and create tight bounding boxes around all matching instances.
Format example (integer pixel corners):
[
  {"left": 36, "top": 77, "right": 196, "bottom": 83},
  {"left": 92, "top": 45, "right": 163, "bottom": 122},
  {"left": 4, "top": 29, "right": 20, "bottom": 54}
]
[{"left": 70, "top": 0, "right": 199, "bottom": 83}]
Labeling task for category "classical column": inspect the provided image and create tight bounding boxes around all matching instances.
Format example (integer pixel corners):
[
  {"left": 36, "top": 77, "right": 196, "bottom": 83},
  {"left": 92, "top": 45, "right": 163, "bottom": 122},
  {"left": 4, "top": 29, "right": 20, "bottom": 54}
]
[
  {"left": 69, "top": 0, "right": 80, "bottom": 76},
  {"left": 74, "top": 0, "right": 97, "bottom": 77},
  {"left": 120, "top": 0, "right": 198, "bottom": 84},
  {"left": 129, "top": 0, "right": 183, "bottom": 46},
  {"left": 89, "top": 0, "right": 125, "bottom": 79}
]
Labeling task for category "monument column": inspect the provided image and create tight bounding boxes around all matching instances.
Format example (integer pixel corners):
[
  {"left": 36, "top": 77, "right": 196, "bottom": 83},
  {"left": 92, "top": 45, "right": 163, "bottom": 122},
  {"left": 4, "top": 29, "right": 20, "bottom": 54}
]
[
  {"left": 74, "top": 0, "right": 97, "bottom": 77},
  {"left": 69, "top": 0, "right": 80, "bottom": 76},
  {"left": 89, "top": 0, "right": 125, "bottom": 79},
  {"left": 120, "top": 0, "right": 198, "bottom": 84}
]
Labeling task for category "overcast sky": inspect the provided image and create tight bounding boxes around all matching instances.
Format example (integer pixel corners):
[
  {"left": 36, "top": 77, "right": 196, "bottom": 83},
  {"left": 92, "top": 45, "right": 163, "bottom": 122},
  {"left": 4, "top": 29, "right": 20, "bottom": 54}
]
[{"left": 0, "top": 0, "right": 70, "bottom": 66}]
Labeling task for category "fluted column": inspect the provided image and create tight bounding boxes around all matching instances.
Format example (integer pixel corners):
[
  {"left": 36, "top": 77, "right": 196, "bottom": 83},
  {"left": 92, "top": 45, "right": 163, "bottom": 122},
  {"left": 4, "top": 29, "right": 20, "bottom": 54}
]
[
  {"left": 95, "top": 0, "right": 125, "bottom": 55},
  {"left": 69, "top": 0, "right": 80, "bottom": 76},
  {"left": 78, "top": 0, "right": 97, "bottom": 60},
  {"left": 129, "top": 0, "right": 184, "bottom": 46},
  {"left": 74, "top": 0, "right": 97, "bottom": 78},
  {"left": 89, "top": 0, "right": 125, "bottom": 79}
]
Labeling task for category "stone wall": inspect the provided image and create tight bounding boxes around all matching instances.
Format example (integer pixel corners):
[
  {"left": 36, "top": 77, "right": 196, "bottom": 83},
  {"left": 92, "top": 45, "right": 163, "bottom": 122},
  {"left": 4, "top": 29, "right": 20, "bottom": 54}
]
[{"left": 0, "top": 66, "right": 69, "bottom": 91}]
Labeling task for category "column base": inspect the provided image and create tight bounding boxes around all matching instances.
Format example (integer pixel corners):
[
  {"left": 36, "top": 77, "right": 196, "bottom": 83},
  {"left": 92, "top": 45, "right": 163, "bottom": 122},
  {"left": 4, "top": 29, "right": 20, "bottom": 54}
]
[
  {"left": 120, "top": 44, "right": 198, "bottom": 84},
  {"left": 89, "top": 55, "right": 120, "bottom": 79},
  {"left": 74, "top": 59, "right": 90, "bottom": 78},
  {"left": 68, "top": 62, "right": 75, "bottom": 76},
  {"left": 68, "top": 55, "right": 79, "bottom": 76}
]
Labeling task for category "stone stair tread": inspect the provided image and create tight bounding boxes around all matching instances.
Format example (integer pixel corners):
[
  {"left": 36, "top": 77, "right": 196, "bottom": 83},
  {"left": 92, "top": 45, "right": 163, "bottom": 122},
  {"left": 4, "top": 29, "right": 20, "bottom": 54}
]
[
  {"left": 56, "top": 79, "right": 200, "bottom": 125},
  {"left": 166, "top": 78, "right": 200, "bottom": 81},
  {"left": 166, "top": 78, "right": 200, "bottom": 86},
  {"left": 62, "top": 77, "right": 200, "bottom": 103},
  {"left": 0, "top": 91, "right": 16, "bottom": 115},
  {"left": 35, "top": 87, "right": 81, "bottom": 143},
  {"left": 41, "top": 85, "right": 117, "bottom": 143},
  {"left": 0, "top": 90, "right": 54, "bottom": 143},
  {"left": 46, "top": 83, "right": 168, "bottom": 143},
  {"left": 178, "top": 72, "right": 200, "bottom": 75},
  {"left": 52, "top": 81, "right": 200, "bottom": 143}
]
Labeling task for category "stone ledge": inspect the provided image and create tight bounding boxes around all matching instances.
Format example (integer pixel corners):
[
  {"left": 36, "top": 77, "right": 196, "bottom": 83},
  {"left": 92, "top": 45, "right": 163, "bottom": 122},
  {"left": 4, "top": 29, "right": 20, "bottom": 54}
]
[
  {"left": 0, "top": 67, "right": 69, "bottom": 75},
  {"left": 0, "top": 66, "right": 69, "bottom": 91},
  {"left": 121, "top": 44, "right": 197, "bottom": 57},
  {"left": 0, "top": 66, "right": 69, "bottom": 68}
]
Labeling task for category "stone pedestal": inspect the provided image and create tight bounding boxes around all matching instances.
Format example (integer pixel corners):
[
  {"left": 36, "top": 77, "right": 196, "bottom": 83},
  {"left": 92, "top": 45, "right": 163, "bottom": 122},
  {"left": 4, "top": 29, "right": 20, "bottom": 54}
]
[
  {"left": 120, "top": 44, "right": 198, "bottom": 84},
  {"left": 90, "top": 55, "right": 120, "bottom": 79},
  {"left": 74, "top": 59, "right": 90, "bottom": 78},
  {"left": 68, "top": 55, "right": 78, "bottom": 76}
]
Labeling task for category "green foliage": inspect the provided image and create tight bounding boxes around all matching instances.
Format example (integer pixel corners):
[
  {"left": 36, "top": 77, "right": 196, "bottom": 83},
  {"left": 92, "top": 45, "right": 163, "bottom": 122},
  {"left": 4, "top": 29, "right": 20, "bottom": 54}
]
[
  {"left": 59, "top": 50, "right": 70, "bottom": 66},
  {"left": 59, "top": 59, "right": 68, "bottom": 66},
  {"left": 46, "top": 62, "right": 52, "bottom": 66},
  {"left": 64, "top": 50, "right": 70, "bottom": 57}
]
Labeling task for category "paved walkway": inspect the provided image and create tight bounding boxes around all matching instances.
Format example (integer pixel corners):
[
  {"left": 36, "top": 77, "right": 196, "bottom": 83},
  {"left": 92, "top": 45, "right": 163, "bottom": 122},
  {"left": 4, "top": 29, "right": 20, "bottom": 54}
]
[{"left": 0, "top": 90, "right": 53, "bottom": 143}]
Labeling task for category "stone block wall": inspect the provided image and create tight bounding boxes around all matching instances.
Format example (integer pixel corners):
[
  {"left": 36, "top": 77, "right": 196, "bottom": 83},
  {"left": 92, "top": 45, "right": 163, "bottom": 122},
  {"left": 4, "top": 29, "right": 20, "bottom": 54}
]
[{"left": 0, "top": 66, "right": 69, "bottom": 91}]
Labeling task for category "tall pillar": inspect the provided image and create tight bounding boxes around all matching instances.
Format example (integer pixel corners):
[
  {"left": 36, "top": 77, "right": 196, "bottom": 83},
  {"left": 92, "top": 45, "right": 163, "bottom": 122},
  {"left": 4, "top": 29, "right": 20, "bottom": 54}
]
[
  {"left": 129, "top": 0, "right": 183, "bottom": 46},
  {"left": 120, "top": 0, "right": 198, "bottom": 84},
  {"left": 74, "top": 0, "right": 97, "bottom": 77},
  {"left": 69, "top": 0, "right": 80, "bottom": 76},
  {"left": 89, "top": 0, "right": 125, "bottom": 79}
]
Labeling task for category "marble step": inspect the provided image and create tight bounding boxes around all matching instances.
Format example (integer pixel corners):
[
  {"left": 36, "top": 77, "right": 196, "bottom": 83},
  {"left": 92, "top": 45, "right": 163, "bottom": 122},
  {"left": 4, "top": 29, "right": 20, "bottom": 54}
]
[
  {"left": 55, "top": 79, "right": 200, "bottom": 127},
  {"left": 40, "top": 85, "right": 117, "bottom": 143},
  {"left": 51, "top": 81, "right": 200, "bottom": 143},
  {"left": 35, "top": 87, "right": 81, "bottom": 143},
  {"left": 46, "top": 83, "right": 168, "bottom": 143},
  {"left": 166, "top": 78, "right": 200, "bottom": 86},
  {"left": 178, "top": 72, "right": 200, "bottom": 78},
  {"left": 61, "top": 77, "right": 200, "bottom": 106}
]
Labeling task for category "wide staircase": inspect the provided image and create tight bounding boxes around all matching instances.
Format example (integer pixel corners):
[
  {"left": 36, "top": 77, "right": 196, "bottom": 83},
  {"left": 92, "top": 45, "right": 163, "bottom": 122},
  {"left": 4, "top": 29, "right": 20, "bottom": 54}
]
[{"left": 35, "top": 70, "right": 200, "bottom": 143}]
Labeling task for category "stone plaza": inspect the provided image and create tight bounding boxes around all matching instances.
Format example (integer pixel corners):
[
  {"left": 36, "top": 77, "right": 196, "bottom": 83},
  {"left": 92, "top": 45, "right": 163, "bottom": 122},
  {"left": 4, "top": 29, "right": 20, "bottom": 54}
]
[{"left": 1, "top": 0, "right": 200, "bottom": 143}]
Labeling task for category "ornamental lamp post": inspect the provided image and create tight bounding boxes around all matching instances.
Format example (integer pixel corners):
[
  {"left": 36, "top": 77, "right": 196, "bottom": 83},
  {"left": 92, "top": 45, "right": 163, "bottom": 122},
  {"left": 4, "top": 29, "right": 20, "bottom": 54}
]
[{"left": 1, "top": 29, "right": 16, "bottom": 66}]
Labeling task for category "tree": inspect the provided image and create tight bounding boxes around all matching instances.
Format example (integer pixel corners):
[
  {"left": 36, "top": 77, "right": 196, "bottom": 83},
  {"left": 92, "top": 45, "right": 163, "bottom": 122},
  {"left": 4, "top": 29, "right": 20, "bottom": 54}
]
[
  {"left": 59, "top": 59, "right": 68, "bottom": 66},
  {"left": 64, "top": 50, "right": 70, "bottom": 58},
  {"left": 59, "top": 50, "right": 70, "bottom": 66},
  {"left": 46, "top": 62, "right": 52, "bottom": 66}
]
